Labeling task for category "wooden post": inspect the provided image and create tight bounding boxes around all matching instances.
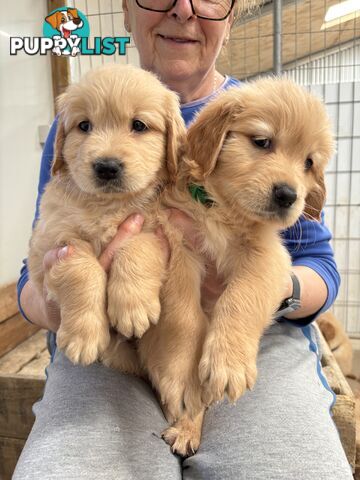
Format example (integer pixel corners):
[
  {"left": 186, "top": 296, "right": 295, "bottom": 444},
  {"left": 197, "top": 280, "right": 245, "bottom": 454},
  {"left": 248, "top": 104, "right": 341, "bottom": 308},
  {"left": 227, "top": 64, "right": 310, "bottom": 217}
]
[{"left": 47, "top": 0, "right": 70, "bottom": 111}]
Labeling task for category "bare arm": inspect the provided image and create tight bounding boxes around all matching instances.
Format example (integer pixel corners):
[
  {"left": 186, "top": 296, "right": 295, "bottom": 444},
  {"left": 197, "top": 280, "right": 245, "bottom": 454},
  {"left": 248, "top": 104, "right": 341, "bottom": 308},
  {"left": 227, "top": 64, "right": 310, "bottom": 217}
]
[{"left": 283, "top": 265, "right": 328, "bottom": 320}]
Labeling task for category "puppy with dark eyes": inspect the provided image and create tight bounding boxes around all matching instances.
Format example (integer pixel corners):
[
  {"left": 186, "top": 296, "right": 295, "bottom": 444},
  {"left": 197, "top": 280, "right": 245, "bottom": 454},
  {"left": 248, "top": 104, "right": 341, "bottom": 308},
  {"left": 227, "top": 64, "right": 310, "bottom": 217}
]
[
  {"left": 28, "top": 64, "right": 185, "bottom": 365},
  {"left": 28, "top": 65, "right": 206, "bottom": 455},
  {"left": 160, "top": 77, "right": 335, "bottom": 455}
]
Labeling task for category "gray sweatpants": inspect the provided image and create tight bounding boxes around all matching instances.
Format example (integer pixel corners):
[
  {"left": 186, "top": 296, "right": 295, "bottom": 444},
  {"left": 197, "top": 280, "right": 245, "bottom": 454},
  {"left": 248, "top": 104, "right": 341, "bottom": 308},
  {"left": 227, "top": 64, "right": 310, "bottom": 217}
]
[{"left": 13, "top": 322, "right": 352, "bottom": 480}]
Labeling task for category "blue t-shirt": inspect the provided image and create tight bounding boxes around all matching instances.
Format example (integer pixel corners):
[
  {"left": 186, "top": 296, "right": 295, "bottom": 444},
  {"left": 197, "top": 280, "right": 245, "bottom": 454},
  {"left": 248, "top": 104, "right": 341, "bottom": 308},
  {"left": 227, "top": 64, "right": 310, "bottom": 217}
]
[{"left": 17, "top": 75, "right": 340, "bottom": 327}]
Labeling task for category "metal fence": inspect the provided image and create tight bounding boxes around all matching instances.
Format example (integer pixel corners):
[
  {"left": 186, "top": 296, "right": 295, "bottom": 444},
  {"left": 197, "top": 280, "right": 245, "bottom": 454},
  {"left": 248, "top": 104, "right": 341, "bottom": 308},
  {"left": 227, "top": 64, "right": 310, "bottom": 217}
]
[{"left": 68, "top": 0, "right": 360, "bottom": 338}]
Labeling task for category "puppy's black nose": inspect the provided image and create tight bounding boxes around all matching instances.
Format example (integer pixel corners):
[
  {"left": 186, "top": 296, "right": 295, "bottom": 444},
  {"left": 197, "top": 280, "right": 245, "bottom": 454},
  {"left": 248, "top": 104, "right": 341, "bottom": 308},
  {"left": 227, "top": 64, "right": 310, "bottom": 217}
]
[
  {"left": 73, "top": 17, "right": 82, "bottom": 25},
  {"left": 93, "top": 158, "right": 123, "bottom": 181},
  {"left": 272, "top": 184, "right": 297, "bottom": 209}
]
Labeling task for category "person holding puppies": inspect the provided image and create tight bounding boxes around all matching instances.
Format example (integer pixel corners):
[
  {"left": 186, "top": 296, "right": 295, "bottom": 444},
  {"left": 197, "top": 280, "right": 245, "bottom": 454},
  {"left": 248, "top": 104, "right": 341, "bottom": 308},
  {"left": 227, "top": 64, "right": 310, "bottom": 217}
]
[{"left": 15, "top": 0, "right": 352, "bottom": 479}]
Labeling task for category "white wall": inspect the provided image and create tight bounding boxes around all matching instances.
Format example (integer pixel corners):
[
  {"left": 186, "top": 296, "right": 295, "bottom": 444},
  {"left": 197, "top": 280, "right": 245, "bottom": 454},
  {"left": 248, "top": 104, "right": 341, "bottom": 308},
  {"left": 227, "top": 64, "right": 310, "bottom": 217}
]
[{"left": 0, "top": 1, "right": 54, "bottom": 285}]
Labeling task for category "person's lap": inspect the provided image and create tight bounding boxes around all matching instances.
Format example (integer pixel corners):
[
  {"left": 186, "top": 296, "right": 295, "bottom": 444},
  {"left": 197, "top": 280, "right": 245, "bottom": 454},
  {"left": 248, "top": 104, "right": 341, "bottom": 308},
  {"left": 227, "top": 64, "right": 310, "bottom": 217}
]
[{"left": 13, "top": 322, "right": 352, "bottom": 480}]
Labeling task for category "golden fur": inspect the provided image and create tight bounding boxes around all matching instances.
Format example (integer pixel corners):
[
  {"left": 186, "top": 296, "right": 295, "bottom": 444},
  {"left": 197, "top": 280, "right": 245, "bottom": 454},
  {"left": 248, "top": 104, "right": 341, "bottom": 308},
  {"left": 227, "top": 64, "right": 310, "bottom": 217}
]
[
  {"left": 28, "top": 63, "right": 187, "bottom": 369},
  {"left": 317, "top": 311, "right": 353, "bottom": 376},
  {"left": 28, "top": 64, "right": 206, "bottom": 456},
  {"left": 28, "top": 70, "right": 335, "bottom": 457},
  {"left": 160, "top": 78, "right": 335, "bottom": 454}
]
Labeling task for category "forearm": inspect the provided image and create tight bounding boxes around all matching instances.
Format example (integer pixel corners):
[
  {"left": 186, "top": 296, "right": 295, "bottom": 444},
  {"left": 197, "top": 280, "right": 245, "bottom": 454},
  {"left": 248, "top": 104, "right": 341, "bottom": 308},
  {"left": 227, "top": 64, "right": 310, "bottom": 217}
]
[
  {"left": 284, "top": 266, "right": 328, "bottom": 320},
  {"left": 20, "top": 280, "right": 55, "bottom": 331}
]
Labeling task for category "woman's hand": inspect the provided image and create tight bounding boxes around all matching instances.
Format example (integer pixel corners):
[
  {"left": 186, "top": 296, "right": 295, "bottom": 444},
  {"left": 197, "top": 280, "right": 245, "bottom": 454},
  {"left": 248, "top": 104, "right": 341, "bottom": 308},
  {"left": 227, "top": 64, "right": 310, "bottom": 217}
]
[
  {"left": 20, "top": 213, "right": 171, "bottom": 332},
  {"left": 166, "top": 208, "right": 225, "bottom": 311}
]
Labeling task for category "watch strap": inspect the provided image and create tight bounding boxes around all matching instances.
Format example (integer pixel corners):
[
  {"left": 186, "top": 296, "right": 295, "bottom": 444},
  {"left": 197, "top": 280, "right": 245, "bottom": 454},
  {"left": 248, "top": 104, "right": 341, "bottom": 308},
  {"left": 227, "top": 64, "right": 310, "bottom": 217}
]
[{"left": 275, "top": 273, "right": 301, "bottom": 318}]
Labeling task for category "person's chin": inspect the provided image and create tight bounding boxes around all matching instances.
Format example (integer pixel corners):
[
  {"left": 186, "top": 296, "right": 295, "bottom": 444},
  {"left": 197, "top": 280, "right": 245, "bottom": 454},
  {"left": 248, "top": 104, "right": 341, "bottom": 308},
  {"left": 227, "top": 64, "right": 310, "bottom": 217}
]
[{"left": 155, "top": 57, "right": 200, "bottom": 81}]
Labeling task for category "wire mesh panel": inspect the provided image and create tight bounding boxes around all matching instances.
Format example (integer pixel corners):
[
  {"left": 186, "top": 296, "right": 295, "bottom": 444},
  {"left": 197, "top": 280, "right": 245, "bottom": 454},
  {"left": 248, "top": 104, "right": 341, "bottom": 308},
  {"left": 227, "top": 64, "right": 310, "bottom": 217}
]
[{"left": 68, "top": 0, "right": 140, "bottom": 81}]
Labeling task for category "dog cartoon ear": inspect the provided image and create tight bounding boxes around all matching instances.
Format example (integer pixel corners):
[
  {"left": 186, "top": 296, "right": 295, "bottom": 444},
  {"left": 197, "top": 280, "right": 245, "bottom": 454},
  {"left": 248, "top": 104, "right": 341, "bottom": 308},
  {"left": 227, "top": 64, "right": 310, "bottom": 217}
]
[
  {"left": 45, "top": 11, "right": 61, "bottom": 30},
  {"left": 166, "top": 97, "right": 187, "bottom": 183},
  {"left": 187, "top": 93, "right": 238, "bottom": 181},
  {"left": 68, "top": 8, "right": 79, "bottom": 18},
  {"left": 303, "top": 173, "right": 326, "bottom": 221}
]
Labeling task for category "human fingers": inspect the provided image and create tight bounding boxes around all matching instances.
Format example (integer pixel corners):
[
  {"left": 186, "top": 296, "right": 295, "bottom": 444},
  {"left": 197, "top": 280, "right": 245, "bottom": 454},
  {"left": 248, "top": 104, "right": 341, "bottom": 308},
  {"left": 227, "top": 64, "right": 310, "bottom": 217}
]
[
  {"left": 43, "top": 245, "right": 74, "bottom": 271},
  {"left": 99, "top": 213, "right": 144, "bottom": 272}
]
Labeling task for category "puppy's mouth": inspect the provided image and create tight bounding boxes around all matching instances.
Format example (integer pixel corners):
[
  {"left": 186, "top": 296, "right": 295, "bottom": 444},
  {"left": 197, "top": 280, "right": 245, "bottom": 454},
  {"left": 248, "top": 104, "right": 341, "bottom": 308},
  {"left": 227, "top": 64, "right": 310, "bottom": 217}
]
[
  {"left": 62, "top": 27, "right": 71, "bottom": 38},
  {"left": 95, "top": 179, "right": 124, "bottom": 193},
  {"left": 245, "top": 184, "right": 300, "bottom": 224},
  {"left": 255, "top": 207, "right": 295, "bottom": 222}
]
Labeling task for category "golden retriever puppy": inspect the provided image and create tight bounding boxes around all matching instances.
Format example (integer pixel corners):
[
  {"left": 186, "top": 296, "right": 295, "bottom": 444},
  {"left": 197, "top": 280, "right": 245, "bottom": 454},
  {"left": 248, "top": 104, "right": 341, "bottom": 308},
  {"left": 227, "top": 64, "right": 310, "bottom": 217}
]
[
  {"left": 161, "top": 77, "right": 335, "bottom": 455},
  {"left": 28, "top": 64, "right": 185, "bottom": 367},
  {"left": 29, "top": 64, "right": 207, "bottom": 456},
  {"left": 317, "top": 311, "right": 353, "bottom": 376}
]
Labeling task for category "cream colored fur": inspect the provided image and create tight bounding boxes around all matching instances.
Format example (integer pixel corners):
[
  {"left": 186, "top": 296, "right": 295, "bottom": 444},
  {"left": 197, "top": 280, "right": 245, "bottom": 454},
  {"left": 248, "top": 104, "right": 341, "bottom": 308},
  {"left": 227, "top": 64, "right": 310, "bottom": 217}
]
[
  {"left": 28, "top": 64, "right": 205, "bottom": 456},
  {"left": 160, "top": 78, "right": 335, "bottom": 455},
  {"left": 28, "top": 71, "right": 335, "bottom": 458}
]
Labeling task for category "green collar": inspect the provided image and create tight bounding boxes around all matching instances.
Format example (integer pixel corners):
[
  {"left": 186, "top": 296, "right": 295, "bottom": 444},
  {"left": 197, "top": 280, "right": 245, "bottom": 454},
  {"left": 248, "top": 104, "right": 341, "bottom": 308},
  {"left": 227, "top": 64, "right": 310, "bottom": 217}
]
[{"left": 188, "top": 183, "right": 214, "bottom": 207}]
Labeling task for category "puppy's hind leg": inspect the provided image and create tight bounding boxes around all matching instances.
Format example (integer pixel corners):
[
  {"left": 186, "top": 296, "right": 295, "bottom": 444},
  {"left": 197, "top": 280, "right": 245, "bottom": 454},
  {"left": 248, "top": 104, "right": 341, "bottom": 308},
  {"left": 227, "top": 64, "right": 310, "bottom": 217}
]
[
  {"left": 101, "top": 330, "right": 144, "bottom": 377},
  {"left": 139, "top": 247, "right": 207, "bottom": 425},
  {"left": 162, "top": 407, "right": 206, "bottom": 457}
]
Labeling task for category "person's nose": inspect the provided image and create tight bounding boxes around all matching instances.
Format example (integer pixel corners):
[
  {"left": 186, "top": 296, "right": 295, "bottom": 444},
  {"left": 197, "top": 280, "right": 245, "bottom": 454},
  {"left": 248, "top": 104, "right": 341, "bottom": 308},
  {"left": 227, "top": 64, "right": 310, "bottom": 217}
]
[{"left": 167, "top": 0, "right": 196, "bottom": 22}]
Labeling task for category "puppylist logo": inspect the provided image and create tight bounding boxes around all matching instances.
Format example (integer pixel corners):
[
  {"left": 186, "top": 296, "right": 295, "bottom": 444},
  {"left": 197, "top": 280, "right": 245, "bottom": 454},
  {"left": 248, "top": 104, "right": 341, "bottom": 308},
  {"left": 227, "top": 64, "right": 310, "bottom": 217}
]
[{"left": 10, "top": 7, "right": 130, "bottom": 56}]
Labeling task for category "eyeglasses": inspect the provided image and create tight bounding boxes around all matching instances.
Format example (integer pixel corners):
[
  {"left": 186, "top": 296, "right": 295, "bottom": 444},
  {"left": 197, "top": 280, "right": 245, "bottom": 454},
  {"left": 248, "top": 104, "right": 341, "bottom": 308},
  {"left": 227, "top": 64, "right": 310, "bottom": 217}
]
[{"left": 135, "top": 0, "right": 235, "bottom": 21}]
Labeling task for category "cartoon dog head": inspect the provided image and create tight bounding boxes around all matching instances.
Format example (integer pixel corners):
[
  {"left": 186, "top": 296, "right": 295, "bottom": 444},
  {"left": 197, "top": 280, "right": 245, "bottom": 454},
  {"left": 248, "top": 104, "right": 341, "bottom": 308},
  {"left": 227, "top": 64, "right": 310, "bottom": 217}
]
[{"left": 45, "top": 8, "right": 83, "bottom": 38}]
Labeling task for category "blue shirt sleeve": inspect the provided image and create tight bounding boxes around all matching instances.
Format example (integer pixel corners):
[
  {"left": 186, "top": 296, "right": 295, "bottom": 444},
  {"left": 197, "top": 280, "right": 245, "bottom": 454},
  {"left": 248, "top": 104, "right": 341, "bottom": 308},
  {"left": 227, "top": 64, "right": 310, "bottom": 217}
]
[
  {"left": 17, "top": 118, "right": 59, "bottom": 321},
  {"left": 281, "top": 211, "right": 341, "bottom": 326}
]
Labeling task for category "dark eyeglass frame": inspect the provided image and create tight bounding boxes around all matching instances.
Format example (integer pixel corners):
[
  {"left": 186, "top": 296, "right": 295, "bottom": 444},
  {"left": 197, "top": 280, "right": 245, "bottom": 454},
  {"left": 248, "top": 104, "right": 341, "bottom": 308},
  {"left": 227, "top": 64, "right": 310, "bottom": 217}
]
[{"left": 135, "top": 0, "right": 235, "bottom": 21}]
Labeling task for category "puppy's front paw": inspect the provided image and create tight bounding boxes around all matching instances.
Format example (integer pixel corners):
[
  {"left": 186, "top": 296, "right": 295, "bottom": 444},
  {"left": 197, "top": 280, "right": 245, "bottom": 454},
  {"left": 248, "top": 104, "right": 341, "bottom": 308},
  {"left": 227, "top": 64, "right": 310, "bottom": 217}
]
[
  {"left": 199, "top": 331, "right": 257, "bottom": 405},
  {"left": 107, "top": 285, "right": 160, "bottom": 338},
  {"left": 57, "top": 314, "right": 110, "bottom": 365}
]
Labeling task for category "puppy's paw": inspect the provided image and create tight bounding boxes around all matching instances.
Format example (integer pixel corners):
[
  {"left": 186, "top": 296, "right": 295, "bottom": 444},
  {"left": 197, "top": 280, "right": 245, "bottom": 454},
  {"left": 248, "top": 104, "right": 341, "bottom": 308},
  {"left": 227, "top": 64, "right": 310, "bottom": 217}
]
[
  {"left": 199, "top": 331, "right": 257, "bottom": 405},
  {"left": 107, "top": 287, "right": 161, "bottom": 338},
  {"left": 101, "top": 334, "right": 143, "bottom": 376},
  {"left": 162, "top": 419, "right": 201, "bottom": 457},
  {"left": 57, "top": 316, "right": 110, "bottom": 365}
]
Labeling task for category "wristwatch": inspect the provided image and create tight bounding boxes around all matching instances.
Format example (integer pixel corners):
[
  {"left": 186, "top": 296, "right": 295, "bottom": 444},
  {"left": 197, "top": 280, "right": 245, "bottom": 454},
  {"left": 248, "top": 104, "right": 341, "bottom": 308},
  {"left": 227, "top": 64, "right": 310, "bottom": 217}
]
[{"left": 275, "top": 272, "right": 301, "bottom": 318}]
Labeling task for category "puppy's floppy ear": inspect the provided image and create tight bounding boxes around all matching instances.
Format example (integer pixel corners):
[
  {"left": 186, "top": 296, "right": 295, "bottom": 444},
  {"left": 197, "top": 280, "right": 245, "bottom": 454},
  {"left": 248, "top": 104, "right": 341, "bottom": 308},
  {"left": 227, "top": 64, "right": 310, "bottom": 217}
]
[
  {"left": 187, "top": 94, "right": 238, "bottom": 181},
  {"left": 303, "top": 172, "right": 326, "bottom": 221},
  {"left": 165, "top": 96, "right": 187, "bottom": 183},
  {"left": 51, "top": 118, "right": 66, "bottom": 176},
  {"left": 51, "top": 93, "right": 68, "bottom": 176},
  {"left": 45, "top": 11, "right": 61, "bottom": 30}
]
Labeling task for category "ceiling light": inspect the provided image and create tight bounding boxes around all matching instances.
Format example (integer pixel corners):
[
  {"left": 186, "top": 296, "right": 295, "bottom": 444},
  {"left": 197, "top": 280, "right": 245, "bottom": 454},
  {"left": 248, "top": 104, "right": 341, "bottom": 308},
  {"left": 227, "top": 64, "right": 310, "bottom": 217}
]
[{"left": 321, "top": 0, "right": 360, "bottom": 30}]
